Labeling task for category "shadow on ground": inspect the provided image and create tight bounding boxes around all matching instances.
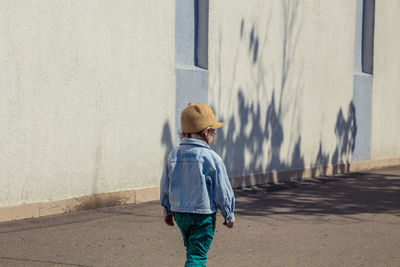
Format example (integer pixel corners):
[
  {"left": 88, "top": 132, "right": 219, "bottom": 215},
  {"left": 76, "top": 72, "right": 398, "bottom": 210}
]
[{"left": 234, "top": 170, "right": 400, "bottom": 217}]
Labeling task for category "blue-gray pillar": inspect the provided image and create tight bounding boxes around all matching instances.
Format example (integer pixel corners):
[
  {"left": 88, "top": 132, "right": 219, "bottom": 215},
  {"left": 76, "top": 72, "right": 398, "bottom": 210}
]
[
  {"left": 352, "top": 0, "right": 373, "bottom": 162},
  {"left": 175, "top": 0, "right": 209, "bottom": 144}
]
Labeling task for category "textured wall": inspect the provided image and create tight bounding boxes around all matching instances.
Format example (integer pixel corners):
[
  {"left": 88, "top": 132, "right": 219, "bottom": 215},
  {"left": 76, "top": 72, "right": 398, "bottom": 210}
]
[
  {"left": 371, "top": 1, "right": 400, "bottom": 160},
  {"left": 0, "top": 1, "right": 175, "bottom": 206},
  {"left": 209, "top": 0, "right": 356, "bottom": 178}
]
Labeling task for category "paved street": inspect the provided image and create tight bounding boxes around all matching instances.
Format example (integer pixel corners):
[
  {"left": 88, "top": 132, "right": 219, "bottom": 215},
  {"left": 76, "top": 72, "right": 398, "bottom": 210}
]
[{"left": 0, "top": 167, "right": 399, "bottom": 267}]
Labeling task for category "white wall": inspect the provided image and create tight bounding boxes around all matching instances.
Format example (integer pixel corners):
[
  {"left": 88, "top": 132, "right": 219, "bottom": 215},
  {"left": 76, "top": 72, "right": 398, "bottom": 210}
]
[
  {"left": 209, "top": 0, "right": 356, "bottom": 178},
  {"left": 371, "top": 1, "right": 400, "bottom": 160},
  {"left": 0, "top": 1, "right": 175, "bottom": 206}
]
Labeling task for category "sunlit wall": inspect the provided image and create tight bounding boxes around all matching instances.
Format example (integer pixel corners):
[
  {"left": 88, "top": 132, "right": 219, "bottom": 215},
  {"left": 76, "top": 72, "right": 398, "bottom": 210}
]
[{"left": 0, "top": 1, "right": 175, "bottom": 207}]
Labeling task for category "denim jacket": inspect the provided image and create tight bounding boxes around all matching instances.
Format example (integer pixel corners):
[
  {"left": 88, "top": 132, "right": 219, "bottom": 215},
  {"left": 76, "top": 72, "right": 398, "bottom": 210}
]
[{"left": 160, "top": 138, "right": 235, "bottom": 223}]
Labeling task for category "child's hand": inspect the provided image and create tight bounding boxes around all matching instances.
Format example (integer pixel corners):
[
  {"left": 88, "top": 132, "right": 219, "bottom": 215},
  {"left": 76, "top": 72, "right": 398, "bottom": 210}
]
[
  {"left": 223, "top": 219, "right": 235, "bottom": 228},
  {"left": 164, "top": 214, "right": 175, "bottom": 227}
]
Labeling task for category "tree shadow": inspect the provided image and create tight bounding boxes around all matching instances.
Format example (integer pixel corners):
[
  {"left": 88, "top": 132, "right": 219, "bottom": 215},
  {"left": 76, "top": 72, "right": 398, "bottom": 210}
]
[
  {"left": 234, "top": 170, "right": 400, "bottom": 218},
  {"left": 332, "top": 101, "right": 357, "bottom": 173},
  {"left": 161, "top": 121, "right": 174, "bottom": 162},
  {"left": 211, "top": 2, "right": 358, "bottom": 188},
  {"left": 213, "top": 2, "right": 305, "bottom": 183}
]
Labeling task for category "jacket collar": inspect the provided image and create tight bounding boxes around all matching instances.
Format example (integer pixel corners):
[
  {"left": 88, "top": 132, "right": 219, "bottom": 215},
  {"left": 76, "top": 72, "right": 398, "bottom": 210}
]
[{"left": 180, "top": 138, "right": 211, "bottom": 149}]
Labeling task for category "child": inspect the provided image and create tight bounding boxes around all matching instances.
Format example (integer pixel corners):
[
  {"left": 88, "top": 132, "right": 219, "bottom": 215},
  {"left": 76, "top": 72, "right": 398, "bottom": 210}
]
[{"left": 160, "top": 103, "right": 235, "bottom": 267}]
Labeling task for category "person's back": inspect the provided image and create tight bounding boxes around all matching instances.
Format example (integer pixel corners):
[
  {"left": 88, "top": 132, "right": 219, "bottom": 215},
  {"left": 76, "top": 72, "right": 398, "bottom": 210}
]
[{"left": 160, "top": 103, "right": 235, "bottom": 267}]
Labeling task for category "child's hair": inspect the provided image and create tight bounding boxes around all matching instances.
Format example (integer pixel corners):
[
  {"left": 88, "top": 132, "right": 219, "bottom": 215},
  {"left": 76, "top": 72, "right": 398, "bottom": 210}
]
[
  {"left": 178, "top": 128, "right": 217, "bottom": 143},
  {"left": 178, "top": 130, "right": 203, "bottom": 139},
  {"left": 180, "top": 132, "right": 192, "bottom": 138}
]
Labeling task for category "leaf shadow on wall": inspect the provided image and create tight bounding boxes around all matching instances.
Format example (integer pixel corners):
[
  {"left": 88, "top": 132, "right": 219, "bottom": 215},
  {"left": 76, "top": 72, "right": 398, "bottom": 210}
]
[
  {"left": 161, "top": 121, "right": 174, "bottom": 163},
  {"left": 212, "top": 1, "right": 308, "bottom": 183}
]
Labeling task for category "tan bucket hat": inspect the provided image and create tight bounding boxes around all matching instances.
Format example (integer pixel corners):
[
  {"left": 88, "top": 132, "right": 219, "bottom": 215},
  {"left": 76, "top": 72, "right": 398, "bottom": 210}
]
[{"left": 181, "top": 103, "right": 224, "bottom": 133}]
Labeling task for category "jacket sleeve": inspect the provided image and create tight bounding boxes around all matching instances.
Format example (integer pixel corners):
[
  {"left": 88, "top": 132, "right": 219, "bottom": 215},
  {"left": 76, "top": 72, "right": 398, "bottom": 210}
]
[
  {"left": 212, "top": 157, "right": 235, "bottom": 223},
  {"left": 160, "top": 164, "right": 173, "bottom": 215}
]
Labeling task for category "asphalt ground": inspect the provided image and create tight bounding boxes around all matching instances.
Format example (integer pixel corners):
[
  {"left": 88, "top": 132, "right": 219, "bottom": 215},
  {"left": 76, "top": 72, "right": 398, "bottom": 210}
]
[{"left": 0, "top": 167, "right": 399, "bottom": 267}]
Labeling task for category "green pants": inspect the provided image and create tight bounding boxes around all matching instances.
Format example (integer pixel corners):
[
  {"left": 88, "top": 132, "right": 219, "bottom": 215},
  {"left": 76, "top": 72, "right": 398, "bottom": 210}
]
[{"left": 174, "top": 212, "right": 216, "bottom": 267}]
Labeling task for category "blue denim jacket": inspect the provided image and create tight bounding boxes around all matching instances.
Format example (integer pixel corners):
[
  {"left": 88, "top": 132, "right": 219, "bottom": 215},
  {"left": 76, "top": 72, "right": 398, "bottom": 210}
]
[{"left": 160, "top": 138, "right": 235, "bottom": 223}]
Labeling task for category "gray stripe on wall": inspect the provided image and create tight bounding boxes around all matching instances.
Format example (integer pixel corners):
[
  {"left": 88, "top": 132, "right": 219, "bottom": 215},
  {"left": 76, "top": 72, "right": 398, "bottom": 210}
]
[{"left": 352, "top": 74, "right": 372, "bottom": 162}]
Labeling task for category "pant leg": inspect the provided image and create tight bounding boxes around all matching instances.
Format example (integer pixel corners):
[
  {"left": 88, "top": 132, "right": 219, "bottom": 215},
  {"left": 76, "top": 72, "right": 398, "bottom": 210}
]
[
  {"left": 175, "top": 212, "right": 190, "bottom": 248},
  {"left": 175, "top": 213, "right": 216, "bottom": 267}
]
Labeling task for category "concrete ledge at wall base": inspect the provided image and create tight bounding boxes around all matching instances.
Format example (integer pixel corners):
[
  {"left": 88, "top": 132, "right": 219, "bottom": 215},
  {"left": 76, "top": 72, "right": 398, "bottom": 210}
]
[
  {"left": 1, "top": 157, "right": 400, "bottom": 223},
  {"left": 0, "top": 187, "right": 160, "bottom": 223}
]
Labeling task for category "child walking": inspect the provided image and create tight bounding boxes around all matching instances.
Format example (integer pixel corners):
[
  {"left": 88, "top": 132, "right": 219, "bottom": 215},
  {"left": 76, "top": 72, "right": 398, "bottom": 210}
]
[{"left": 160, "top": 103, "right": 235, "bottom": 267}]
